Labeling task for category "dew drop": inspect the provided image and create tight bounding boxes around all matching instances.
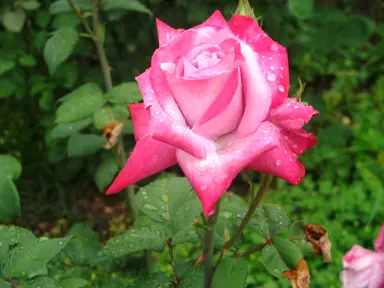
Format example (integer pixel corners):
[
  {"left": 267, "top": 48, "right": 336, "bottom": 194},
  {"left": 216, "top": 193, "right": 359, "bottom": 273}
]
[
  {"left": 275, "top": 160, "right": 281, "bottom": 167},
  {"left": 200, "top": 185, "right": 208, "bottom": 191},
  {"left": 294, "top": 105, "right": 299, "bottom": 109},
  {"left": 289, "top": 157, "right": 293, "bottom": 162},
  {"left": 159, "top": 119, "right": 164, "bottom": 123},
  {"left": 270, "top": 65, "right": 275, "bottom": 71},
  {"left": 278, "top": 85, "right": 285, "bottom": 93},
  {"left": 269, "top": 42, "right": 279, "bottom": 51},
  {"left": 283, "top": 150, "right": 288, "bottom": 155},
  {"left": 280, "top": 66, "right": 284, "bottom": 71},
  {"left": 155, "top": 111, "right": 160, "bottom": 115},
  {"left": 268, "top": 56, "right": 273, "bottom": 61},
  {"left": 267, "top": 73, "right": 276, "bottom": 82}
]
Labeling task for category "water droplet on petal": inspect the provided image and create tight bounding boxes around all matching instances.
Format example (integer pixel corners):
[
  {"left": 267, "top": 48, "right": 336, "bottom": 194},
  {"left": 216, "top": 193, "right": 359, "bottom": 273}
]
[
  {"left": 283, "top": 150, "right": 288, "bottom": 155},
  {"left": 200, "top": 185, "right": 207, "bottom": 191},
  {"left": 268, "top": 56, "right": 273, "bottom": 61},
  {"left": 294, "top": 105, "right": 299, "bottom": 109},
  {"left": 159, "top": 119, "right": 164, "bottom": 123},
  {"left": 275, "top": 160, "right": 281, "bottom": 166},
  {"left": 280, "top": 66, "right": 284, "bottom": 71},
  {"left": 289, "top": 157, "right": 293, "bottom": 162},
  {"left": 267, "top": 73, "right": 276, "bottom": 82},
  {"left": 278, "top": 85, "right": 285, "bottom": 92},
  {"left": 155, "top": 111, "right": 160, "bottom": 115},
  {"left": 269, "top": 42, "right": 279, "bottom": 51}
]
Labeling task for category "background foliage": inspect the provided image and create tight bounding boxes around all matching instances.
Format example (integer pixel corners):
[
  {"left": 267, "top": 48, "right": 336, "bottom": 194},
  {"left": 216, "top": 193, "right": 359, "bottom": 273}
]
[{"left": 1, "top": 0, "right": 384, "bottom": 287}]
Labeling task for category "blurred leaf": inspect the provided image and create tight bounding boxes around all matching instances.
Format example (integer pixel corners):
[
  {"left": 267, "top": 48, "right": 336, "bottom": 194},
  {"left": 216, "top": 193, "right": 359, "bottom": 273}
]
[
  {"left": 287, "top": 0, "right": 314, "bottom": 20},
  {"left": 47, "top": 145, "right": 67, "bottom": 163},
  {"left": 0, "top": 155, "right": 22, "bottom": 179},
  {"left": 289, "top": 220, "right": 307, "bottom": 239},
  {"left": 93, "top": 105, "right": 129, "bottom": 130},
  {"left": 60, "top": 278, "right": 88, "bottom": 288},
  {"left": 106, "top": 82, "right": 142, "bottom": 105},
  {"left": 2, "top": 9, "right": 26, "bottom": 32},
  {"left": 49, "top": 0, "right": 92, "bottom": 14},
  {"left": 0, "top": 279, "right": 11, "bottom": 288},
  {"left": 49, "top": 118, "right": 92, "bottom": 140},
  {"left": 53, "top": 13, "right": 81, "bottom": 29},
  {"left": 20, "top": 276, "right": 58, "bottom": 288},
  {"left": 67, "top": 133, "right": 106, "bottom": 157},
  {"left": 0, "top": 78, "right": 16, "bottom": 99},
  {"left": 18, "top": 54, "right": 37, "bottom": 67},
  {"left": 56, "top": 83, "right": 105, "bottom": 123},
  {"left": 0, "top": 177, "right": 21, "bottom": 224},
  {"left": 339, "top": 15, "right": 375, "bottom": 47},
  {"left": 94, "top": 155, "right": 118, "bottom": 191},
  {"left": 39, "top": 90, "right": 54, "bottom": 111},
  {"left": 261, "top": 245, "right": 289, "bottom": 278},
  {"left": 356, "top": 162, "right": 383, "bottom": 225},
  {"left": 0, "top": 59, "right": 15, "bottom": 76},
  {"left": 65, "top": 223, "right": 101, "bottom": 265},
  {"left": 35, "top": 10, "right": 51, "bottom": 28},
  {"left": 132, "top": 273, "right": 170, "bottom": 288},
  {"left": 179, "top": 267, "right": 204, "bottom": 288},
  {"left": 44, "top": 28, "right": 79, "bottom": 75},
  {"left": 212, "top": 258, "right": 248, "bottom": 288},
  {"left": 2, "top": 236, "right": 72, "bottom": 278},
  {"left": 101, "top": 0, "right": 152, "bottom": 15},
  {"left": 19, "top": 0, "right": 41, "bottom": 10}
]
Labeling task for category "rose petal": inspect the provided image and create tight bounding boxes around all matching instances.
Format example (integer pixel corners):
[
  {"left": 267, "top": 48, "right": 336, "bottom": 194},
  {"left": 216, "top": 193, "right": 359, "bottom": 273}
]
[
  {"left": 177, "top": 122, "right": 278, "bottom": 215},
  {"left": 149, "top": 105, "right": 216, "bottom": 159},
  {"left": 106, "top": 135, "right": 177, "bottom": 195},
  {"left": 270, "top": 98, "right": 319, "bottom": 130},
  {"left": 229, "top": 15, "right": 289, "bottom": 107},
  {"left": 343, "top": 245, "right": 374, "bottom": 269},
  {"left": 236, "top": 43, "right": 272, "bottom": 137},
  {"left": 248, "top": 126, "right": 305, "bottom": 184},
  {"left": 156, "top": 18, "right": 184, "bottom": 46},
  {"left": 166, "top": 69, "right": 232, "bottom": 126},
  {"left": 193, "top": 68, "right": 243, "bottom": 138},
  {"left": 196, "top": 10, "right": 229, "bottom": 31},
  {"left": 280, "top": 129, "right": 317, "bottom": 156},
  {"left": 129, "top": 103, "right": 150, "bottom": 141},
  {"left": 375, "top": 224, "right": 384, "bottom": 253}
]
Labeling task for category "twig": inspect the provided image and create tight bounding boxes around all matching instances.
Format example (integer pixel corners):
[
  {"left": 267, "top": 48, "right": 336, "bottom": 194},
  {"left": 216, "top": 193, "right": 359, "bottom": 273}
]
[
  {"left": 216, "top": 174, "right": 274, "bottom": 266},
  {"left": 66, "top": 0, "right": 94, "bottom": 39},
  {"left": 166, "top": 239, "right": 179, "bottom": 287},
  {"left": 235, "top": 243, "right": 267, "bottom": 258}
]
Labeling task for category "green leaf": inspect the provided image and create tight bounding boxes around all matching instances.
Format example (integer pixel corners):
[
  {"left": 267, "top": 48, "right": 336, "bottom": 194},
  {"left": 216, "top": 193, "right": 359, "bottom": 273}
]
[
  {"left": 48, "top": 145, "right": 67, "bottom": 163},
  {"left": 2, "top": 9, "right": 26, "bottom": 32},
  {"left": 179, "top": 267, "right": 204, "bottom": 288},
  {"left": 0, "top": 155, "right": 22, "bottom": 179},
  {"left": 287, "top": 0, "right": 314, "bottom": 20},
  {"left": 60, "top": 278, "right": 88, "bottom": 288},
  {"left": 18, "top": 54, "right": 37, "bottom": 67},
  {"left": 249, "top": 204, "right": 290, "bottom": 239},
  {"left": 0, "top": 78, "right": 16, "bottom": 98},
  {"left": 101, "top": 0, "right": 152, "bottom": 15},
  {"left": 53, "top": 13, "right": 81, "bottom": 29},
  {"left": 56, "top": 83, "right": 105, "bottom": 123},
  {"left": 2, "top": 236, "right": 72, "bottom": 278},
  {"left": 356, "top": 162, "right": 384, "bottom": 225},
  {"left": 94, "top": 155, "right": 118, "bottom": 191},
  {"left": 19, "top": 0, "right": 41, "bottom": 10},
  {"left": 67, "top": 133, "right": 106, "bottom": 157},
  {"left": 36, "top": 10, "right": 51, "bottom": 28},
  {"left": 135, "top": 176, "right": 201, "bottom": 243},
  {"left": 0, "top": 226, "right": 36, "bottom": 261},
  {"left": 49, "top": 0, "right": 92, "bottom": 14},
  {"left": 44, "top": 28, "right": 79, "bottom": 75},
  {"left": 291, "top": 239, "right": 314, "bottom": 257},
  {"left": 39, "top": 90, "right": 54, "bottom": 111},
  {"left": 20, "top": 276, "right": 58, "bottom": 288},
  {"left": 289, "top": 220, "right": 307, "bottom": 239},
  {"left": 0, "top": 177, "right": 21, "bottom": 223},
  {"left": 132, "top": 273, "right": 170, "bottom": 288},
  {"left": 93, "top": 105, "right": 129, "bottom": 130},
  {"left": 65, "top": 223, "right": 101, "bottom": 265},
  {"left": 0, "top": 279, "right": 11, "bottom": 288},
  {"left": 261, "top": 245, "right": 289, "bottom": 278},
  {"left": 0, "top": 59, "right": 15, "bottom": 76},
  {"left": 49, "top": 118, "right": 92, "bottom": 140},
  {"left": 212, "top": 258, "right": 248, "bottom": 288},
  {"left": 272, "top": 238, "right": 303, "bottom": 269},
  {"left": 339, "top": 15, "right": 375, "bottom": 47},
  {"left": 106, "top": 82, "right": 143, "bottom": 105},
  {"left": 95, "top": 226, "right": 165, "bottom": 263}
]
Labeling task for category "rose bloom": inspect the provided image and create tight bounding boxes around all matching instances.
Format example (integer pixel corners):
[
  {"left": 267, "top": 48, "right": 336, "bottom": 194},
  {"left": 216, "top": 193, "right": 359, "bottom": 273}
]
[
  {"left": 341, "top": 225, "right": 384, "bottom": 288},
  {"left": 107, "top": 11, "right": 318, "bottom": 215}
]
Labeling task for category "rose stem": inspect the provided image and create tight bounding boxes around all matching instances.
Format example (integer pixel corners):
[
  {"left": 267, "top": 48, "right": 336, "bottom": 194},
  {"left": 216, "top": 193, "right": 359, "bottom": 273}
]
[
  {"left": 216, "top": 174, "right": 273, "bottom": 266},
  {"left": 67, "top": 0, "right": 137, "bottom": 218},
  {"left": 203, "top": 199, "right": 221, "bottom": 288}
]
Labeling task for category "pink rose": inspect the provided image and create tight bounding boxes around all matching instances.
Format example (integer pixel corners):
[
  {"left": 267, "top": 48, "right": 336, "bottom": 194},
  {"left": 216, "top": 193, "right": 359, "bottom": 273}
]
[
  {"left": 107, "top": 11, "right": 317, "bottom": 215},
  {"left": 341, "top": 225, "right": 384, "bottom": 288}
]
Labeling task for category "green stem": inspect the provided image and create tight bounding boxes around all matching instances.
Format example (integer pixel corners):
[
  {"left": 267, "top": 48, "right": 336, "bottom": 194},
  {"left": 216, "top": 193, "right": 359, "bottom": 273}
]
[
  {"left": 68, "top": 0, "right": 137, "bottom": 218},
  {"left": 92, "top": 0, "right": 113, "bottom": 92},
  {"left": 203, "top": 201, "right": 221, "bottom": 288},
  {"left": 217, "top": 174, "right": 273, "bottom": 265},
  {"left": 166, "top": 239, "right": 179, "bottom": 287}
]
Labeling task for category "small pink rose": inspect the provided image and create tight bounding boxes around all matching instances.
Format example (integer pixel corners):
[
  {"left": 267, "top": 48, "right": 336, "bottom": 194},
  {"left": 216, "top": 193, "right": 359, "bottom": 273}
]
[
  {"left": 107, "top": 11, "right": 317, "bottom": 215},
  {"left": 341, "top": 226, "right": 384, "bottom": 288}
]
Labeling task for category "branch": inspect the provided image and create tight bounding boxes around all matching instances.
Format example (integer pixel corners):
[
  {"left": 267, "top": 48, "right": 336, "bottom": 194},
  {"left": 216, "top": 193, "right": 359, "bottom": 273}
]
[
  {"left": 66, "top": 0, "right": 95, "bottom": 39},
  {"left": 166, "top": 239, "right": 179, "bottom": 287}
]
